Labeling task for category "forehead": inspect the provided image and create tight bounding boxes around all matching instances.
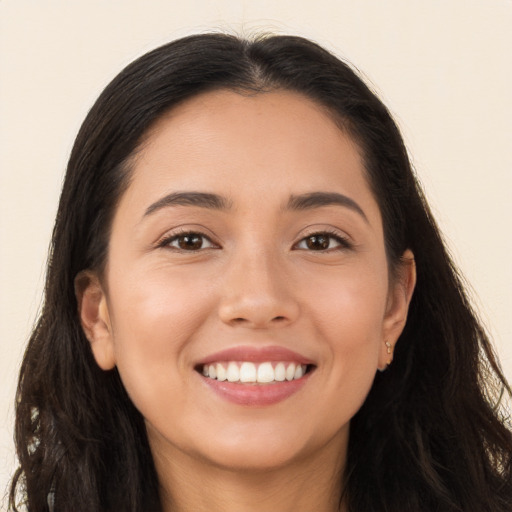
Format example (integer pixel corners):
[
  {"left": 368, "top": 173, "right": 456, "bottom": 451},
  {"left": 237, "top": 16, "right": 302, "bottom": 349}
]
[{"left": 120, "top": 89, "right": 378, "bottom": 220}]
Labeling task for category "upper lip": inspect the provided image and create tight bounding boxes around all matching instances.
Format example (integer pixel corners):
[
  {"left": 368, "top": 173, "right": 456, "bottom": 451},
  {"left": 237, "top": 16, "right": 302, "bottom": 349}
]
[{"left": 198, "top": 345, "right": 315, "bottom": 366}]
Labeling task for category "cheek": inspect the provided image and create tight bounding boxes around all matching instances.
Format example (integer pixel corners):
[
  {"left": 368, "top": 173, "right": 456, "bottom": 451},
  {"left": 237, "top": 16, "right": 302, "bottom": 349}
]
[
  {"left": 106, "top": 267, "right": 213, "bottom": 410},
  {"left": 109, "top": 265, "right": 209, "bottom": 347},
  {"left": 299, "top": 262, "right": 387, "bottom": 409},
  {"left": 302, "top": 259, "right": 388, "bottom": 344}
]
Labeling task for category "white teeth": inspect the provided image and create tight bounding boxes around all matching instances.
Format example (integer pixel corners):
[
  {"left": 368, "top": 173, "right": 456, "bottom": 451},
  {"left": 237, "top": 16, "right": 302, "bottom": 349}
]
[
  {"left": 226, "top": 362, "right": 240, "bottom": 382},
  {"left": 274, "top": 362, "right": 286, "bottom": 382},
  {"left": 257, "top": 362, "right": 274, "bottom": 383},
  {"left": 285, "top": 363, "right": 295, "bottom": 381},
  {"left": 202, "top": 362, "right": 308, "bottom": 383},
  {"left": 216, "top": 363, "right": 227, "bottom": 381},
  {"left": 239, "top": 362, "right": 257, "bottom": 382}
]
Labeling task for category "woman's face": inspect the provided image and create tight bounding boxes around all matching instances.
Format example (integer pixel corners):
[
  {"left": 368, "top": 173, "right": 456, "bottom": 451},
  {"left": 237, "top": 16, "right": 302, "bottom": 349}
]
[{"left": 80, "top": 90, "right": 414, "bottom": 473}]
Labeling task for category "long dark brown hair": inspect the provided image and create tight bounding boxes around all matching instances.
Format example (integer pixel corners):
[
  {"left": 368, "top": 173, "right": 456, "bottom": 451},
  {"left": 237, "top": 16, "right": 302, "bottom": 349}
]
[{"left": 10, "top": 33, "right": 512, "bottom": 511}]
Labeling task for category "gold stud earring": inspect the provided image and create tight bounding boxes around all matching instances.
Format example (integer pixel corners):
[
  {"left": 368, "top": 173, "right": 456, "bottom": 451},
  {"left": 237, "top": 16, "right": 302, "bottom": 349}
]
[{"left": 385, "top": 341, "right": 393, "bottom": 365}]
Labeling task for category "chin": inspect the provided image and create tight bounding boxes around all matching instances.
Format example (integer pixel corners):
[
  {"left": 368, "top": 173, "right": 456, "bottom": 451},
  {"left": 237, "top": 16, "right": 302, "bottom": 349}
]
[
  {"left": 201, "top": 444, "right": 308, "bottom": 473},
  {"left": 190, "top": 423, "right": 339, "bottom": 474}
]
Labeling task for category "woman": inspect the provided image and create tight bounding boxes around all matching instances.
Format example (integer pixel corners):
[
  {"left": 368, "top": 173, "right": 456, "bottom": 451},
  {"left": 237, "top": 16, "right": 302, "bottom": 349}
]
[{"left": 10, "top": 33, "right": 512, "bottom": 511}]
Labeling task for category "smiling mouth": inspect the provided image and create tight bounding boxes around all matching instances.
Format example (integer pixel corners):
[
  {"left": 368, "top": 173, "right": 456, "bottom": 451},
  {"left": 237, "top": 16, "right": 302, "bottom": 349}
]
[{"left": 197, "top": 361, "right": 314, "bottom": 384}]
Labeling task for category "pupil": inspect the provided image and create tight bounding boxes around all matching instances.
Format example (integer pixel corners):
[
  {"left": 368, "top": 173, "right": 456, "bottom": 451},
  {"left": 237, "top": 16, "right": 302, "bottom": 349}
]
[
  {"left": 307, "top": 235, "right": 329, "bottom": 250},
  {"left": 179, "top": 234, "right": 202, "bottom": 250}
]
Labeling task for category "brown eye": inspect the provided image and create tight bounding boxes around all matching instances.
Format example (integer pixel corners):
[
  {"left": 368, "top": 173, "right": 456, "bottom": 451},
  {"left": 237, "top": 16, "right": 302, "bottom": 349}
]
[
  {"left": 295, "top": 232, "right": 350, "bottom": 251},
  {"left": 305, "top": 234, "right": 330, "bottom": 250},
  {"left": 177, "top": 234, "right": 203, "bottom": 250},
  {"left": 164, "top": 232, "right": 215, "bottom": 251}
]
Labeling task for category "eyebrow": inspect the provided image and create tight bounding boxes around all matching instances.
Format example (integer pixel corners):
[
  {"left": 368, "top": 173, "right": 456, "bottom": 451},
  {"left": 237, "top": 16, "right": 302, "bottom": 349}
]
[
  {"left": 144, "top": 192, "right": 232, "bottom": 217},
  {"left": 286, "top": 192, "right": 368, "bottom": 223},
  {"left": 143, "top": 190, "right": 368, "bottom": 223}
]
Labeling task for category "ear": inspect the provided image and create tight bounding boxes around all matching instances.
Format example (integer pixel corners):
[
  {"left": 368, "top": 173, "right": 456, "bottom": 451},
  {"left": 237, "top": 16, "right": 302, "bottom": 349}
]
[
  {"left": 75, "top": 270, "right": 116, "bottom": 370},
  {"left": 378, "top": 249, "right": 416, "bottom": 370}
]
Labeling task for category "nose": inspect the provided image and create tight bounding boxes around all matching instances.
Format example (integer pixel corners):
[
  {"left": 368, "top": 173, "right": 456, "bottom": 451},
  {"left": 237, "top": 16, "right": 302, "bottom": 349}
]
[{"left": 217, "top": 246, "right": 300, "bottom": 329}]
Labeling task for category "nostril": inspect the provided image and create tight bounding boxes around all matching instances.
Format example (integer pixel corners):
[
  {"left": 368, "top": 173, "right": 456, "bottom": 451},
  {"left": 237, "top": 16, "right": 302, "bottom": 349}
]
[{"left": 229, "top": 315, "right": 287, "bottom": 326}]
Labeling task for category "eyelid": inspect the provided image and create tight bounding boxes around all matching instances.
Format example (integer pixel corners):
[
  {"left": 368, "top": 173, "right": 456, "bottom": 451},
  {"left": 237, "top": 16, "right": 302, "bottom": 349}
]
[
  {"left": 293, "top": 227, "right": 354, "bottom": 251},
  {"left": 156, "top": 226, "right": 221, "bottom": 251},
  {"left": 154, "top": 225, "right": 353, "bottom": 252}
]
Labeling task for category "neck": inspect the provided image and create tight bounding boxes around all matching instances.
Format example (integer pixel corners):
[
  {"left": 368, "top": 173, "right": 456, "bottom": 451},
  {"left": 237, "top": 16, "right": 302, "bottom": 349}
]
[{"left": 151, "top": 435, "right": 348, "bottom": 512}]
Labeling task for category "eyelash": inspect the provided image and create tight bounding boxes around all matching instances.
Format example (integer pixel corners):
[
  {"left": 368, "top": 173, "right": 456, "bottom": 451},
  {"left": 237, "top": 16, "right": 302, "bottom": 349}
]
[
  {"left": 157, "top": 229, "right": 218, "bottom": 252},
  {"left": 294, "top": 229, "right": 353, "bottom": 252},
  {"left": 157, "top": 229, "right": 353, "bottom": 253}
]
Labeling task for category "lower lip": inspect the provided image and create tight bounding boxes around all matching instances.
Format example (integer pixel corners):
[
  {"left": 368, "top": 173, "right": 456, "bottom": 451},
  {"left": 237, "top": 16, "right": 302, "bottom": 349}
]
[{"left": 200, "top": 372, "right": 312, "bottom": 406}]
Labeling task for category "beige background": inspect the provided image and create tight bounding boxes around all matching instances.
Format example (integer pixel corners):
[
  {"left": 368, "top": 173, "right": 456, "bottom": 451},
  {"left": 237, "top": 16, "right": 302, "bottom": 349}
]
[{"left": 1, "top": 0, "right": 511, "bottom": 506}]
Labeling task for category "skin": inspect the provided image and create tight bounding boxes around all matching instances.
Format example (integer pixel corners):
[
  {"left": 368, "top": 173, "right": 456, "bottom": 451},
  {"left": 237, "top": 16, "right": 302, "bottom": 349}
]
[{"left": 78, "top": 90, "right": 416, "bottom": 512}]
